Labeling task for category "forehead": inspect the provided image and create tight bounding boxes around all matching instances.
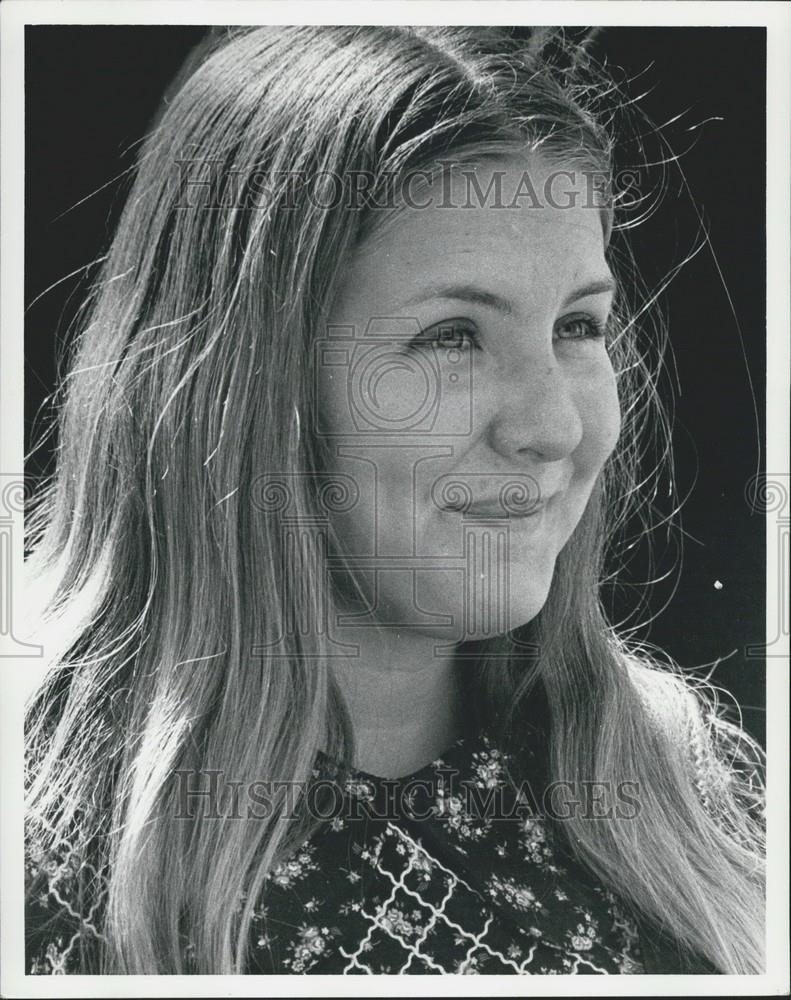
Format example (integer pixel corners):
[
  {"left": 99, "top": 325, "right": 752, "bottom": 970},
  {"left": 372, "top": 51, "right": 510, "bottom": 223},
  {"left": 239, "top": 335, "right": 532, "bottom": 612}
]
[{"left": 339, "top": 153, "right": 609, "bottom": 313}]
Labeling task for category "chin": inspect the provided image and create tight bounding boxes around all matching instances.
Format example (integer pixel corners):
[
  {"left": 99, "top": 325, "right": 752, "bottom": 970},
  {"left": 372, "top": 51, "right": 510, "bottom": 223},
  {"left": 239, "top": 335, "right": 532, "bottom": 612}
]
[{"left": 410, "top": 567, "right": 552, "bottom": 644}]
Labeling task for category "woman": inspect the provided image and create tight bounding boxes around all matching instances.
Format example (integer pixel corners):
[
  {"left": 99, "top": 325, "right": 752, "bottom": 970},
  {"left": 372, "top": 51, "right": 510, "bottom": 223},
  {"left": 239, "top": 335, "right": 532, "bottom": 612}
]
[{"left": 23, "top": 25, "right": 765, "bottom": 975}]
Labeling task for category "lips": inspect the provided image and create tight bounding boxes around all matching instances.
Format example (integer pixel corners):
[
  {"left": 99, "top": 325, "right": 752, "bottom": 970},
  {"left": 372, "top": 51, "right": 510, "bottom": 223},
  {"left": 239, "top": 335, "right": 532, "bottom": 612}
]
[
  {"left": 460, "top": 500, "right": 545, "bottom": 518},
  {"left": 431, "top": 473, "right": 560, "bottom": 518},
  {"left": 442, "top": 491, "right": 555, "bottom": 518}
]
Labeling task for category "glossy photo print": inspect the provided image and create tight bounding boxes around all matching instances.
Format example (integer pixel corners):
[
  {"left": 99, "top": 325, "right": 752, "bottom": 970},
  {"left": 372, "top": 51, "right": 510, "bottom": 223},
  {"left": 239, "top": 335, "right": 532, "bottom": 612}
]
[{"left": 1, "top": 7, "right": 788, "bottom": 996}]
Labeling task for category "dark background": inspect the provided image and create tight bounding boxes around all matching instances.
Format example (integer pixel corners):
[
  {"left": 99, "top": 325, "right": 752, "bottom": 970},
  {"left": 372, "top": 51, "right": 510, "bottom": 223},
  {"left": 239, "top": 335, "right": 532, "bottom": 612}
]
[{"left": 24, "top": 26, "right": 766, "bottom": 745}]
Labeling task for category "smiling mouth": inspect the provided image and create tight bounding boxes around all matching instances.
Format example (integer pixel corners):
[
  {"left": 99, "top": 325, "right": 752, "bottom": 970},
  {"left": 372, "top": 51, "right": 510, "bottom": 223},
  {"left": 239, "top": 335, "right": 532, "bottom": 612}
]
[
  {"left": 441, "top": 499, "right": 548, "bottom": 520},
  {"left": 459, "top": 505, "right": 543, "bottom": 519}
]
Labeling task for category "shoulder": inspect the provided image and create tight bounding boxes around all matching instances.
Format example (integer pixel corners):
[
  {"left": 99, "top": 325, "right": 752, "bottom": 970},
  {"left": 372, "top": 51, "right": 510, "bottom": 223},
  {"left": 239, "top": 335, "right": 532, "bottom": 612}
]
[
  {"left": 624, "top": 656, "right": 765, "bottom": 823},
  {"left": 625, "top": 655, "right": 728, "bottom": 761},
  {"left": 625, "top": 656, "right": 698, "bottom": 728}
]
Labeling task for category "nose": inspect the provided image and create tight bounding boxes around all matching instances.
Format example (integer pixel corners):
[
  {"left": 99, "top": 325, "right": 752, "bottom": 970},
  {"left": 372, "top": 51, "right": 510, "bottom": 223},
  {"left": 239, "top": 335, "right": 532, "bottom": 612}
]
[{"left": 485, "top": 357, "right": 583, "bottom": 463}]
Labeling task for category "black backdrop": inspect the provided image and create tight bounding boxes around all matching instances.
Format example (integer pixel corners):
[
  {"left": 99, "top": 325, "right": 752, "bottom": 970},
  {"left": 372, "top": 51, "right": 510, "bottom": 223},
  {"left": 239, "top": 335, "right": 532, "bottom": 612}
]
[{"left": 24, "top": 25, "right": 767, "bottom": 745}]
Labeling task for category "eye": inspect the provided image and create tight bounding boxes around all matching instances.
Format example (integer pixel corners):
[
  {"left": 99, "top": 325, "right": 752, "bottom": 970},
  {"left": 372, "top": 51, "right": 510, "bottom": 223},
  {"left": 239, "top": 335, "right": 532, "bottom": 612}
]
[
  {"left": 554, "top": 314, "right": 607, "bottom": 342},
  {"left": 409, "top": 318, "right": 480, "bottom": 352}
]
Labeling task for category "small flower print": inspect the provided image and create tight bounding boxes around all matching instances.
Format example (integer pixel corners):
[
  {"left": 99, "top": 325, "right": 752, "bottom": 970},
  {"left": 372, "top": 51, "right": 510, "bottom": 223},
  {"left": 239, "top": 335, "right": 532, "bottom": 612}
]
[
  {"left": 456, "top": 954, "right": 482, "bottom": 974},
  {"left": 345, "top": 780, "right": 375, "bottom": 802},
  {"left": 265, "top": 842, "right": 319, "bottom": 889},
  {"left": 379, "top": 906, "right": 421, "bottom": 940},
  {"left": 282, "top": 925, "right": 335, "bottom": 973},
  {"left": 568, "top": 913, "right": 599, "bottom": 953},
  {"left": 486, "top": 873, "right": 539, "bottom": 912}
]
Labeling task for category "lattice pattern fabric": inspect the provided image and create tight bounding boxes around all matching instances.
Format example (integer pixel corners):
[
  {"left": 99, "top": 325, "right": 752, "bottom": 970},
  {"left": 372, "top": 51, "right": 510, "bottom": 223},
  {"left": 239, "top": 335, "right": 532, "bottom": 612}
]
[
  {"left": 241, "top": 729, "right": 717, "bottom": 974},
  {"left": 26, "top": 725, "right": 721, "bottom": 974}
]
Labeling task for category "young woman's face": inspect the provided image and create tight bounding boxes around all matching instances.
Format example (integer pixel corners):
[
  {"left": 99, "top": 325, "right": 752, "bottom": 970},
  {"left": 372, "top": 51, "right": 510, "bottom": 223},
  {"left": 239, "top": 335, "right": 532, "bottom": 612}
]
[{"left": 317, "top": 153, "right": 621, "bottom": 642}]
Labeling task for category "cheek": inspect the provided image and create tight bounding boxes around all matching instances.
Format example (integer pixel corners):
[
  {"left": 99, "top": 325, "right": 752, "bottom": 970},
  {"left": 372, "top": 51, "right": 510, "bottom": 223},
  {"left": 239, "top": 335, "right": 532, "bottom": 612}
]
[
  {"left": 316, "top": 366, "right": 346, "bottom": 436},
  {"left": 576, "top": 363, "right": 622, "bottom": 467}
]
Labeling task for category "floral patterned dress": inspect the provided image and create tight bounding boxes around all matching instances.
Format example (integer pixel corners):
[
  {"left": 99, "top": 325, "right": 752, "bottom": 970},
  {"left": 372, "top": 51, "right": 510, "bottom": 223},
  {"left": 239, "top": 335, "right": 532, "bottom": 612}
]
[{"left": 25, "top": 725, "right": 717, "bottom": 975}]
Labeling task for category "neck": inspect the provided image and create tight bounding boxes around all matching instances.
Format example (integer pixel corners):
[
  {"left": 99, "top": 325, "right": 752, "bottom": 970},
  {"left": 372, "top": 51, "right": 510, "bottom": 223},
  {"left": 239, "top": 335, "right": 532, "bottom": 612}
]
[{"left": 328, "top": 621, "right": 468, "bottom": 779}]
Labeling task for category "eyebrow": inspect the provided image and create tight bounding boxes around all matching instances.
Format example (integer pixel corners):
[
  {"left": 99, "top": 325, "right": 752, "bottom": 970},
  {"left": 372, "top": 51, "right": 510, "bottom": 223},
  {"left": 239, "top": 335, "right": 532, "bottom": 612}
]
[{"left": 404, "top": 277, "right": 617, "bottom": 315}]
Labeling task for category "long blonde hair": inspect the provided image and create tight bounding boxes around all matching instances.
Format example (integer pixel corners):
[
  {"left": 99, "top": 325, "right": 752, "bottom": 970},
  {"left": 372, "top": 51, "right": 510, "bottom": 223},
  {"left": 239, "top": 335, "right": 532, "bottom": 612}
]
[{"left": 25, "top": 26, "right": 765, "bottom": 974}]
